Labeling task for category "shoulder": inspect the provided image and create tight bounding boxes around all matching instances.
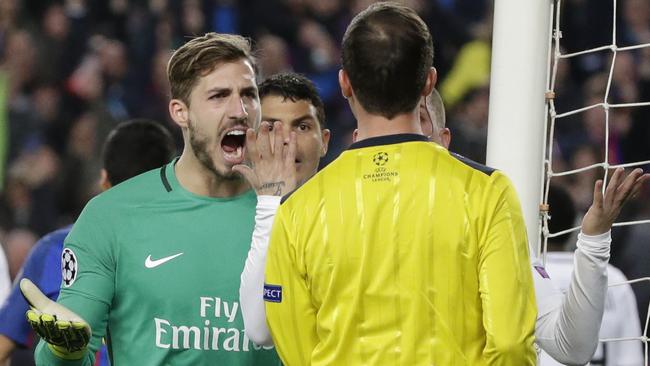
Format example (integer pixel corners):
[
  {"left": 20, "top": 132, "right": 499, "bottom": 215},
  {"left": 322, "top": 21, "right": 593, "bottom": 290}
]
[
  {"left": 36, "top": 226, "right": 72, "bottom": 249},
  {"left": 84, "top": 166, "right": 171, "bottom": 215},
  {"left": 449, "top": 152, "right": 497, "bottom": 176},
  {"left": 604, "top": 264, "right": 637, "bottom": 311},
  {"left": 68, "top": 168, "right": 167, "bottom": 242},
  {"left": 25, "top": 226, "right": 70, "bottom": 264},
  {"left": 101, "top": 166, "right": 171, "bottom": 203},
  {"left": 446, "top": 152, "right": 516, "bottom": 199},
  {"left": 606, "top": 264, "right": 627, "bottom": 280},
  {"left": 606, "top": 264, "right": 630, "bottom": 285}
]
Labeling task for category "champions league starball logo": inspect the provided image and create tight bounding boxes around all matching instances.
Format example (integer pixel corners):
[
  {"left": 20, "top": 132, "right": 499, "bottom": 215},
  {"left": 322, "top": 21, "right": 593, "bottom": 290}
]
[
  {"left": 373, "top": 152, "right": 389, "bottom": 166},
  {"left": 365, "top": 152, "right": 398, "bottom": 182},
  {"left": 61, "top": 248, "right": 78, "bottom": 287}
]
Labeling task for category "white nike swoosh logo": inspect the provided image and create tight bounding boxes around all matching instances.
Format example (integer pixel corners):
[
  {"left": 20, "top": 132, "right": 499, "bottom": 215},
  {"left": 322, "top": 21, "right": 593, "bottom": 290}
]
[{"left": 145, "top": 253, "right": 184, "bottom": 268}]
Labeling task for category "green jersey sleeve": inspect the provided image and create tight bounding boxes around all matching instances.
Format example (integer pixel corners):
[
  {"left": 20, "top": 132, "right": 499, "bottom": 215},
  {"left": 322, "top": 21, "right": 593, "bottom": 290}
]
[{"left": 35, "top": 198, "right": 116, "bottom": 365}]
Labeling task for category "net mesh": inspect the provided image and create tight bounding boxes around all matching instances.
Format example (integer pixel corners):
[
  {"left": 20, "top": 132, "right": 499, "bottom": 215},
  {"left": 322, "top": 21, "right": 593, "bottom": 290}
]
[{"left": 542, "top": 0, "right": 650, "bottom": 363}]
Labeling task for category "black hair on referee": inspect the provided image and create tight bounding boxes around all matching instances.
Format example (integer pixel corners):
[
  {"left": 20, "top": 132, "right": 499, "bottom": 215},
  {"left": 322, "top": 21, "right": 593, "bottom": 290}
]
[
  {"left": 342, "top": 2, "right": 434, "bottom": 119},
  {"left": 102, "top": 119, "right": 176, "bottom": 185}
]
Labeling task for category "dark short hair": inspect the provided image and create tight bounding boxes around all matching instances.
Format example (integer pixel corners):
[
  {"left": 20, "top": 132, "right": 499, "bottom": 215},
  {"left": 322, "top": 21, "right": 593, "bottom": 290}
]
[
  {"left": 102, "top": 119, "right": 176, "bottom": 185},
  {"left": 258, "top": 73, "right": 327, "bottom": 129},
  {"left": 342, "top": 2, "right": 433, "bottom": 119},
  {"left": 167, "top": 32, "right": 256, "bottom": 105}
]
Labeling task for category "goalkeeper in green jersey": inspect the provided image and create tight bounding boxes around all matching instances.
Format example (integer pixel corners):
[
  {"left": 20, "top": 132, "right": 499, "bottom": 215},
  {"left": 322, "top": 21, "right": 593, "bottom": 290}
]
[{"left": 22, "top": 33, "right": 281, "bottom": 365}]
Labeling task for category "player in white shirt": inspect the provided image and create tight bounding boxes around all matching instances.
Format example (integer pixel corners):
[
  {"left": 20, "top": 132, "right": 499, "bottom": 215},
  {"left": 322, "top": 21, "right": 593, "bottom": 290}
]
[
  {"left": 239, "top": 85, "right": 650, "bottom": 364},
  {"left": 539, "top": 185, "right": 643, "bottom": 366}
]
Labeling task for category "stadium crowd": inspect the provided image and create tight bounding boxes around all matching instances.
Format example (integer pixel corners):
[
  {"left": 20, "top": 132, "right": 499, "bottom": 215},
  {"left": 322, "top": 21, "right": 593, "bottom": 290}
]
[{"left": 0, "top": 0, "right": 649, "bottom": 364}]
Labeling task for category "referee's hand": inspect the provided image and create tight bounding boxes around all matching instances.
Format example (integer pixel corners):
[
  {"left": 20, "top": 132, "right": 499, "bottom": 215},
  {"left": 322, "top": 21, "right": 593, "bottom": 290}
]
[
  {"left": 581, "top": 167, "right": 649, "bottom": 236},
  {"left": 233, "top": 121, "right": 297, "bottom": 196},
  {"left": 20, "top": 278, "right": 91, "bottom": 359}
]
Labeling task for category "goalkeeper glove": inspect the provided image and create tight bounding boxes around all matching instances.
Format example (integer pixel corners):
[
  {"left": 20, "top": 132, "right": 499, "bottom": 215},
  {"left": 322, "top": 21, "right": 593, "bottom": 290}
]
[{"left": 20, "top": 278, "right": 91, "bottom": 360}]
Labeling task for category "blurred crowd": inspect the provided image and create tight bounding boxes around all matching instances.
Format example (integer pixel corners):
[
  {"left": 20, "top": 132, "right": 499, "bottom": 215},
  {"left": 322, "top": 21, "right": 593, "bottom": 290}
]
[{"left": 0, "top": 0, "right": 648, "bottom": 331}]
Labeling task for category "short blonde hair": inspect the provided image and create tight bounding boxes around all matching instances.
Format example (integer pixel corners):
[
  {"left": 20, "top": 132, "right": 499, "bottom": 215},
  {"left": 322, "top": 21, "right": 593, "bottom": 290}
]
[{"left": 167, "top": 33, "right": 255, "bottom": 105}]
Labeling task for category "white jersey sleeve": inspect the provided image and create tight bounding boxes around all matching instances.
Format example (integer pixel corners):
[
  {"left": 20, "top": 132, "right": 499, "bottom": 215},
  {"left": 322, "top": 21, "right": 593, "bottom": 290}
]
[
  {"left": 239, "top": 195, "right": 281, "bottom": 346},
  {"left": 0, "top": 245, "right": 10, "bottom": 304},
  {"left": 535, "top": 231, "right": 611, "bottom": 365}
]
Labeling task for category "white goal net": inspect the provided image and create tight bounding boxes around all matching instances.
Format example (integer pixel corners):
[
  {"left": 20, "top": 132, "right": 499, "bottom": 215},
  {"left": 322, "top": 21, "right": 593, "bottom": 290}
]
[{"left": 542, "top": 0, "right": 650, "bottom": 364}]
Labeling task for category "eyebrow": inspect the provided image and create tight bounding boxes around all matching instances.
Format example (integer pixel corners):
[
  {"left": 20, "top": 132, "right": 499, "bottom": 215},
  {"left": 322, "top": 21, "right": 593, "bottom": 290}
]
[
  {"left": 205, "top": 86, "right": 257, "bottom": 95},
  {"left": 261, "top": 116, "right": 280, "bottom": 122},
  {"left": 260, "top": 114, "right": 314, "bottom": 123},
  {"left": 205, "top": 87, "right": 230, "bottom": 95},
  {"left": 290, "top": 114, "right": 315, "bottom": 124},
  {"left": 240, "top": 86, "right": 258, "bottom": 95}
]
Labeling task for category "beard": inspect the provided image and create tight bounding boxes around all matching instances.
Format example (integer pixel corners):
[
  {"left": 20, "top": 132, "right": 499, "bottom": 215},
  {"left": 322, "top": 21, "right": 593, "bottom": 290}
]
[{"left": 188, "top": 119, "right": 241, "bottom": 182}]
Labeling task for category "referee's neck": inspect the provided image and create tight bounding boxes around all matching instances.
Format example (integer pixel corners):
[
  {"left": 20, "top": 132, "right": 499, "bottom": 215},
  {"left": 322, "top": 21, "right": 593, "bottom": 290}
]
[{"left": 355, "top": 112, "right": 423, "bottom": 141}]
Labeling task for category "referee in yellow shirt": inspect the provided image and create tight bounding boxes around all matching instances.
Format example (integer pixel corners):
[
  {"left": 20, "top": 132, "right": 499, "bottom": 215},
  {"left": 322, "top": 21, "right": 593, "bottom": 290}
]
[{"left": 264, "top": 3, "right": 537, "bottom": 365}]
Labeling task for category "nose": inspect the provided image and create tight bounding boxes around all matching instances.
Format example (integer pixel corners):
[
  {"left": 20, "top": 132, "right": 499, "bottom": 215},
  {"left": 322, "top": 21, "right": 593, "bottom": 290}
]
[
  {"left": 227, "top": 95, "right": 248, "bottom": 120},
  {"left": 268, "top": 122, "right": 292, "bottom": 148},
  {"left": 282, "top": 122, "right": 292, "bottom": 136}
]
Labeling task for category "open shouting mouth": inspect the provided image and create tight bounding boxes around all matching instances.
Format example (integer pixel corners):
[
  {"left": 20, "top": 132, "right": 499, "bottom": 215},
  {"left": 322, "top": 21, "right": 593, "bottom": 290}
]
[{"left": 221, "top": 127, "right": 247, "bottom": 164}]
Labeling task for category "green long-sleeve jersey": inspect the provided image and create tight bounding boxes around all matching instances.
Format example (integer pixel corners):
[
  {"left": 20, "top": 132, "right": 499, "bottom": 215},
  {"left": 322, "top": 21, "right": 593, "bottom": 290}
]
[{"left": 35, "top": 160, "right": 281, "bottom": 365}]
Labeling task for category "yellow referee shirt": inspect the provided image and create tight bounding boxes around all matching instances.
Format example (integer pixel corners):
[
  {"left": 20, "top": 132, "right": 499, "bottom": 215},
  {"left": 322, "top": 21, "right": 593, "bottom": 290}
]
[{"left": 265, "top": 134, "right": 536, "bottom": 365}]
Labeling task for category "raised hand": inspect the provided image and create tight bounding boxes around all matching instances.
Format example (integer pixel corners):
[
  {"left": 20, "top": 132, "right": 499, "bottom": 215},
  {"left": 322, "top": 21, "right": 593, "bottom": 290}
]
[
  {"left": 581, "top": 167, "right": 650, "bottom": 236},
  {"left": 233, "top": 121, "right": 297, "bottom": 196},
  {"left": 20, "top": 278, "right": 91, "bottom": 359}
]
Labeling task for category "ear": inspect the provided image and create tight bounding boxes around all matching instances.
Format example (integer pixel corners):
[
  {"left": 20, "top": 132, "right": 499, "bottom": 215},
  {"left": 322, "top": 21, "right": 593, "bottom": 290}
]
[
  {"left": 352, "top": 128, "right": 359, "bottom": 143},
  {"left": 320, "top": 129, "right": 331, "bottom": 157},
  {"left": 100, "top": 169, "right": 112, "bottom": 191},
  {"left": 422, "top": 67, "right": 437, "bottom": 97},
  {"left": 440, "top": 127, "right": 451, "bottom": 149},
  {"left": 169, "top": 98, "right": 190, "bottom": 128},
  {"left": 338, "top": 69, "right": 353, "bottom": 99}
]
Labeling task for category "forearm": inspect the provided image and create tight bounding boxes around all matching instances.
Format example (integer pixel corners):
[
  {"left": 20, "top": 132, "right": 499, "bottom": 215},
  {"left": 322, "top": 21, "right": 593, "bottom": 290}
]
[
  {"left": 240, "top": 195, "right": 280, "bottom": 346},
  {"left": 535, "top": 231, "right": 610, "bottom": 365}
]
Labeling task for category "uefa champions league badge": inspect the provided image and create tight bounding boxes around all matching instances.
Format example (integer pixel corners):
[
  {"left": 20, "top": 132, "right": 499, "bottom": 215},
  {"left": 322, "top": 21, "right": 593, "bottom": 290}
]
[
  {"left": 363, "top": 152, "right": 399, "bottom": 182},
  {"left": 61, "top": 248, "right": 78, "bottom": 287},
  {"left": 263, "top": 284, "right": 282, "bottom": 303},
  {"left": 533, "top": 265, "right": 550, "bottom": 279}
]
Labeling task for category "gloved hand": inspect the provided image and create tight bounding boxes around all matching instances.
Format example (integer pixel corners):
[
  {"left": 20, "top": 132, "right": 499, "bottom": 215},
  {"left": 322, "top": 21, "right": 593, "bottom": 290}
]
[{"left": 20, "top": 278, "right": 91, "bottom": 360}]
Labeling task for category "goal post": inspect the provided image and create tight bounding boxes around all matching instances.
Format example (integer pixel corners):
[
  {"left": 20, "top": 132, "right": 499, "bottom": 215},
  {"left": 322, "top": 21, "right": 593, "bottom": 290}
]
[
  {"left": 486, "top": 0, "right": 554, "bottom": 257},
  {"left": 488, "top": 0, "right": 650, "bottom": 362}
]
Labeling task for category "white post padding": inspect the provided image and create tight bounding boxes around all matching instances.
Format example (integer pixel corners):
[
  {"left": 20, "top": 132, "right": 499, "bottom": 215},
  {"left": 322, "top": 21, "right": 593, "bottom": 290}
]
[{"left": 487, "top": 0, "right": 552, "bottom": 255}]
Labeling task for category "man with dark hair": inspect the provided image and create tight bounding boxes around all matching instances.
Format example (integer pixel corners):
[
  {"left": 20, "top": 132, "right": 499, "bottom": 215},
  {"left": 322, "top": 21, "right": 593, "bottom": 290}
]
[
  {"left": 22, "top": 33, "right": 283, "bottom": 365},
  {"left": 341, "top": 3, "right": 433, "bottom": 120},
  {"left": 99, "top": 119, "right": 177, "bottom": 188},
  {"left": 237, "top": 73, "right": 330, "bottom": 186},
  {"left": 0, "top": 119, "right": 175, "bottom": 366},
  {"left": 263, "top": 3, "right": 536, "bottom": 364},
  {"left": 258, "top": 74, "right": 327, "bottom": 128}
]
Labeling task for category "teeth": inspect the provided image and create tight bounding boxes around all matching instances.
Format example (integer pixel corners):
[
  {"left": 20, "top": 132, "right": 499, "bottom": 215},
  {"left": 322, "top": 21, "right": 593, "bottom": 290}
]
[
  {"left": 224, "top": 146, "right": 244, "bottom": 161},
  {"left": 226, "top": 130, "right": 246, "bottom": 136}
]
